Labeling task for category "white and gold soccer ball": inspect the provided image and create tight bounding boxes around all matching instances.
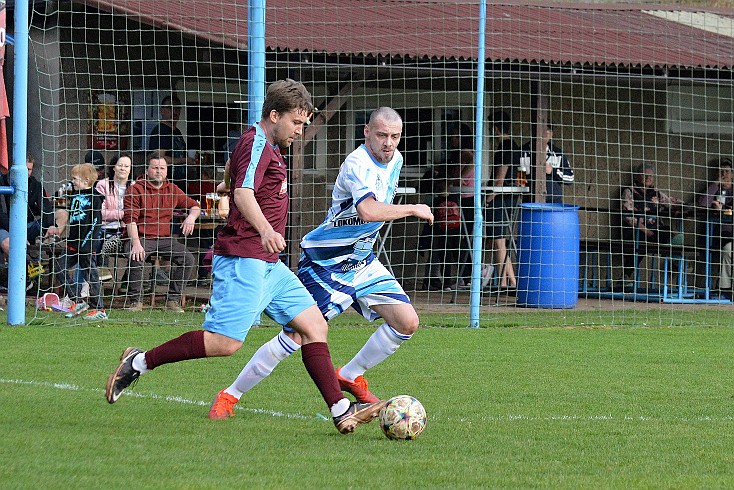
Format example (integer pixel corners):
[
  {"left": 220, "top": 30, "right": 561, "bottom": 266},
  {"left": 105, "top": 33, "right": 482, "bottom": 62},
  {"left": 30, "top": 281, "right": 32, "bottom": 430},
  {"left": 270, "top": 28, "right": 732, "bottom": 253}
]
[{"left": 379, "top": 395, "right": 427, "bottom": 440}]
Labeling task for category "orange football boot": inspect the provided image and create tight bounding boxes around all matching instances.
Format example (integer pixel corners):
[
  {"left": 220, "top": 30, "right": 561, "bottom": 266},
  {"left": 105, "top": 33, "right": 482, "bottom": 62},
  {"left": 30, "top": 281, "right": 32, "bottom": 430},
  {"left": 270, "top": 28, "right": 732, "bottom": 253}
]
[
  {"left": 208, "top": 389, "right": 238, "bottom": 420},
  {"left": 336, "top": 367, "right": 380, "bottom": 403}
]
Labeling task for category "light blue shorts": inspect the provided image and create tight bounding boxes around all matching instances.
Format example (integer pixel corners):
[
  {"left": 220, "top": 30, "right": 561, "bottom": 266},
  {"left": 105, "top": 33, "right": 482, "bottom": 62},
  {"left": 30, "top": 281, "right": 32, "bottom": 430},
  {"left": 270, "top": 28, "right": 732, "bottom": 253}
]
[
  {"left": 202, "top": 256, "right": 316, "bottom": 342},
  {"left": 296, "top": 255, "right": 410, "bottom": 322}
]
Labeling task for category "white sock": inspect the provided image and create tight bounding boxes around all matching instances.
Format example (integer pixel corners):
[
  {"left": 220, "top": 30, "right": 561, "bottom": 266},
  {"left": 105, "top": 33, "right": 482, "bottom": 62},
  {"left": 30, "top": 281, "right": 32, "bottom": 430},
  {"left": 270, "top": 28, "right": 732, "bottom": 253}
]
[
  {"left": 330, "top": 398, "right": 351, "bottom": 417},
  {"left": 131, "top": 352, "right": 149, "bottom": 375},
  {"left": 340, "top": 323, "right": 410, "bottom": 381},
  {"left": 224, "top": 330, "right": 300, "bottom": 399}
]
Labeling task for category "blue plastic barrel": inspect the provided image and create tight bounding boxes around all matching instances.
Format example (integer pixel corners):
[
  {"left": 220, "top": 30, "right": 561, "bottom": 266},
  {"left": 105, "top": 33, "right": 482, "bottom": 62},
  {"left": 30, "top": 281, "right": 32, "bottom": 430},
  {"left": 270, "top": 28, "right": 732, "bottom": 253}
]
[{"left": 516, "top": 203, "right": 580, "bottom": 308}]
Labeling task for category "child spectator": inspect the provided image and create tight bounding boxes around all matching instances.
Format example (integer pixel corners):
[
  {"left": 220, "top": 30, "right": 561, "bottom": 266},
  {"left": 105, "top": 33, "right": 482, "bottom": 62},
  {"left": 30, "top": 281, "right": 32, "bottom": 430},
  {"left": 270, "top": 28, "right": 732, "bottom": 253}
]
[{"left": 55, "top": 163, "right": 107, "bottom": 320}]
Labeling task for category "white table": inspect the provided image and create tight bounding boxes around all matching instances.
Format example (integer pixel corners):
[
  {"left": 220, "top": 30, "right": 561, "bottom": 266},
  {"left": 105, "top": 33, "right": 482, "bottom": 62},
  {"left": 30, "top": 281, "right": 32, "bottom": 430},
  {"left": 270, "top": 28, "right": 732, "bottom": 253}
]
[
  {"left": 449, "top": 185, "right": 529, "bottom": 196},
  {"left": 325, "top": 185, "right": 417, "bottom": 275},
  {"left": 400, "top": 166, "right": 428, "bottom": 180}
]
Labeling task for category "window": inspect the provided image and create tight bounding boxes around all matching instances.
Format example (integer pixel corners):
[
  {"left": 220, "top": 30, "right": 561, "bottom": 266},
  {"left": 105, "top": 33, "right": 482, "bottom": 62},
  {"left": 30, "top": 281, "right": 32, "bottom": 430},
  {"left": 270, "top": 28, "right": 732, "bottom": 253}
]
[{"left": 667, "top": 83, "right": 734, "bottom": 134}]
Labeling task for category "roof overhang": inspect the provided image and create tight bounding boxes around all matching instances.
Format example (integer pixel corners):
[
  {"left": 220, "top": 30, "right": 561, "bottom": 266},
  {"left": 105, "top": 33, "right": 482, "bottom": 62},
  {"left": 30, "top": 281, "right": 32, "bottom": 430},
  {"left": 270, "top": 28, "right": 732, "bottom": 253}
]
[{"left": 78, "top": 1, "right": 734, "bottom": 70}]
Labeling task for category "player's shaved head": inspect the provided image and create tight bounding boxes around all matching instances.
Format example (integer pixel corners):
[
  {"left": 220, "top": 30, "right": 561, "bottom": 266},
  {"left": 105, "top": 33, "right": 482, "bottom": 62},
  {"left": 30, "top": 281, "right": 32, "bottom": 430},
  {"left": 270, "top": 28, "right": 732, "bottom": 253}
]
[
  {"left": 364, "top": 107, "right": 402, "bottom": 164},
  {"left": 369, "top": 107, "right": 402, "bottom": 127}
]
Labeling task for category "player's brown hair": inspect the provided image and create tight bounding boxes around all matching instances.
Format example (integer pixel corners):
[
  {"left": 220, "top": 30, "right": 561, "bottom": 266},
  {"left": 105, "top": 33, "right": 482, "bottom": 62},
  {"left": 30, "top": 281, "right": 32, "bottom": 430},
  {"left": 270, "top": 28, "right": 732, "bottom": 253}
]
[
  {"left": 71, "top": 163, "right": 99, "bottom": 185},
  {"left": 261, "top": 79, "right": 314, "bottom": 120}
]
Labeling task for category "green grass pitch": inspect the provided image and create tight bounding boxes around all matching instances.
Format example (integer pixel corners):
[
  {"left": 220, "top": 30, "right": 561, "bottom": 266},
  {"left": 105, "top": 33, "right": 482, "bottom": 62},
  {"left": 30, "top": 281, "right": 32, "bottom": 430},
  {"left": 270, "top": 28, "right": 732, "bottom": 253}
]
[{"left": 2, "top": 311, "right": 734, "bottom": 488}]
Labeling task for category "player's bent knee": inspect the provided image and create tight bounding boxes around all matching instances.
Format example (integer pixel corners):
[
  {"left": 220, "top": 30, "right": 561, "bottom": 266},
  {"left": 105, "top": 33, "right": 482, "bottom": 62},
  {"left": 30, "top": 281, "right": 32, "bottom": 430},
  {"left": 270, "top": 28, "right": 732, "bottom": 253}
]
[
  {"left": 288, "top": 306, "right": 328, "bottom": 343},
  {"left": 394, "top": 314, "right": 419, "bottom": 336}
]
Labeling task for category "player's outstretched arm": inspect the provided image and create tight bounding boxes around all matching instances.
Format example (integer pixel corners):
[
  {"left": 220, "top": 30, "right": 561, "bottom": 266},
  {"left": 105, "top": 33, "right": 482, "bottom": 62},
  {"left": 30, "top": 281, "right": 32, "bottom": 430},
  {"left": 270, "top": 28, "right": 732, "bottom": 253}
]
[{"left": 356, "top": 197, "right": 434, "bottom": 225}]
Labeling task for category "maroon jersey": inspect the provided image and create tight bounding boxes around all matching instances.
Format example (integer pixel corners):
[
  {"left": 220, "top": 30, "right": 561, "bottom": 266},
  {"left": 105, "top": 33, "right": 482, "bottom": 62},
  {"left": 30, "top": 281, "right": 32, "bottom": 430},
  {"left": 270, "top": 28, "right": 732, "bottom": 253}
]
[{"left": 214, "top": 123, "right": 289, "bottom": 261}]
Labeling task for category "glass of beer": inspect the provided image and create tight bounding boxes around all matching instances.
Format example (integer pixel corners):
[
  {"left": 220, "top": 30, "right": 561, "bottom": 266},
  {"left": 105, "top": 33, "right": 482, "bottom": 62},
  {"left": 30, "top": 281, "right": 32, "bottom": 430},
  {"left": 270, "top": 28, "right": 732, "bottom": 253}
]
[
  {"left": 205, "top": 193, "right": 216, "bottom": 213},
  {"left": 516, "top": 168, "right": 527, "bottom": 187},
  {"left": 517, "top": 156, "right": 530, "bottom": 187}
]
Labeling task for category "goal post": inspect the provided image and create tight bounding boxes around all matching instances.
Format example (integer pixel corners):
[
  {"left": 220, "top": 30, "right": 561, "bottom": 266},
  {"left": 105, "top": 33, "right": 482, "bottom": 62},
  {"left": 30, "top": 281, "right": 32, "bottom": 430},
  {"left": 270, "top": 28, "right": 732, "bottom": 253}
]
[{"left": 7, "top": 0, "right": 29, "bottom": 326}]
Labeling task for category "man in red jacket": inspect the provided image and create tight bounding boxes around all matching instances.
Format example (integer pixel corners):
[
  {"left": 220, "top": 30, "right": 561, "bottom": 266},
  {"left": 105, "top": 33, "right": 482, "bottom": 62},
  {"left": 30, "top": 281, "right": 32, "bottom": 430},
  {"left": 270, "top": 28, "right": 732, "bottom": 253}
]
[{"left": 123, "top": 150, "right": 200, "bottom": 312}]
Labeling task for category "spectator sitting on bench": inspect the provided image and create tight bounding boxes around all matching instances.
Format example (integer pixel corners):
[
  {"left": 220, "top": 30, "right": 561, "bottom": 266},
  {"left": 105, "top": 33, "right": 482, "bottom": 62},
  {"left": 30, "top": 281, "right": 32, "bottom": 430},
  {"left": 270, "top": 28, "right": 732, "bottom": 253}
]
[
  {"left": 0, "top": 153, "right": 59, "bottom": 245},
  {"left": 123, "top": 150, "right": 200, "bottom": 312},
  {"left": 621, "top": 162, "right": 684, "bottom": 285},
  {"left": 0, "top": 154, "right": 62, "bottom": 292},
  {"left": 698, "top": 157, "right": 734, "bottom": 299},
  {"left": 96, "top": 152, "right": 133, "bottom": 282}
]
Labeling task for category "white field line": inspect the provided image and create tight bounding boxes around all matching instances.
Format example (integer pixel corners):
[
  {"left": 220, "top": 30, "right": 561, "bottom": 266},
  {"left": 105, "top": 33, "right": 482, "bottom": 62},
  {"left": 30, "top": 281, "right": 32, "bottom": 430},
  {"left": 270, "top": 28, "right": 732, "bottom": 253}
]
[
  {"left": 3, "top": 378, "right": 734, "bottom": 423},
  {"left": 0, "top": 378, "right": 315, "bottom": 420}
]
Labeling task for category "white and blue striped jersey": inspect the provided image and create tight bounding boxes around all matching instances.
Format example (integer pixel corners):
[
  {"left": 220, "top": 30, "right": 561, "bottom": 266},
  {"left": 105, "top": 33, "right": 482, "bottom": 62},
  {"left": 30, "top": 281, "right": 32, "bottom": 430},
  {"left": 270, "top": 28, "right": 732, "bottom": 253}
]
[{"left": 300, "top": 144, "right": 402, "bottom": 270}]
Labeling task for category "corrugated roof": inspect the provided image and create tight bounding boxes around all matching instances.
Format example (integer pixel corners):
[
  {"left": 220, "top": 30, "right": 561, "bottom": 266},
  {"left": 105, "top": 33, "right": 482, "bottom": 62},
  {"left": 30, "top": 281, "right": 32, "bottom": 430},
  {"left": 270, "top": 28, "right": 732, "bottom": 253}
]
[{"left": 80, "top": 1, "right": 734, "bottom": 69}]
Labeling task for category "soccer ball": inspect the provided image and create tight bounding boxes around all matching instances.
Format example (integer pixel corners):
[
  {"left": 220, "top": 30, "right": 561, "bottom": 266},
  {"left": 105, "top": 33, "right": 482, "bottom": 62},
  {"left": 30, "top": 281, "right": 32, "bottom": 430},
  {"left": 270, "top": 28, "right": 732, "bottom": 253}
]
[{"left": 379, "top": 395, "right": 427, "bottom": 440}]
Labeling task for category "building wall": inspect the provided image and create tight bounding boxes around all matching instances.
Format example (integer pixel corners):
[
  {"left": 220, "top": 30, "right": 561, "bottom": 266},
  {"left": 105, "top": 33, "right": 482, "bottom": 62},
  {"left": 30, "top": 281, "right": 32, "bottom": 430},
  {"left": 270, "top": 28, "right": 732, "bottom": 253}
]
[{"left": 24, "top": 12, "right": 734, "bottom": 278}]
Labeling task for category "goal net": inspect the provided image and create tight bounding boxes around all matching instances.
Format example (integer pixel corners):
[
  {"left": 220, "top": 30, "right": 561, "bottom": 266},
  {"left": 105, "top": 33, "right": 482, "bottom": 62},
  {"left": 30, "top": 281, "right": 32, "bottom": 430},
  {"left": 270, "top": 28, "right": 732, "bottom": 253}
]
[{"left": 10, "top": 0, "right": 734, "bottom": 327}]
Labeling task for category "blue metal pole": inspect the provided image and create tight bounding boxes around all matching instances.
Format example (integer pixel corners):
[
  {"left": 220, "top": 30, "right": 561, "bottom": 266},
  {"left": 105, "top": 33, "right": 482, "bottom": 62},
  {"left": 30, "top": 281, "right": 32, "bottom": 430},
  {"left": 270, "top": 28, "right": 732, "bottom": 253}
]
[
  {"left": 247, "top": 0, "right": 266, "bottom": 126},
  {"left": 469, "top": 0, "right": 487, "bottom": 328},
  {"left": 8, "top": 0, "right": 30, "bottom": 326}
]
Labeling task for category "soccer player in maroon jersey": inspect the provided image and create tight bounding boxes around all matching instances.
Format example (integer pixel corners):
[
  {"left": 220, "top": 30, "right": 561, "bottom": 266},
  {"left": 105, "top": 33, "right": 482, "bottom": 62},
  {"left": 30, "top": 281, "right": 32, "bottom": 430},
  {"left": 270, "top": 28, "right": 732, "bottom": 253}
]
[{"left": 105, "top": 79, "right": 385, "bottom": 434}]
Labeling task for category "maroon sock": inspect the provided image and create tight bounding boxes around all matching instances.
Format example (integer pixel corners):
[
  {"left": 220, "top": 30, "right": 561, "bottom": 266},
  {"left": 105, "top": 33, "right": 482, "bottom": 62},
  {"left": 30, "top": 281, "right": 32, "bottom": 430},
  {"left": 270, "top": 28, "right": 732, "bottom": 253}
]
[
  {"left": 301, "top": 342, "right": 344, "bottom": 408},
  {"left": 145, "top": 330, "right": 207, "bottom": 370}
]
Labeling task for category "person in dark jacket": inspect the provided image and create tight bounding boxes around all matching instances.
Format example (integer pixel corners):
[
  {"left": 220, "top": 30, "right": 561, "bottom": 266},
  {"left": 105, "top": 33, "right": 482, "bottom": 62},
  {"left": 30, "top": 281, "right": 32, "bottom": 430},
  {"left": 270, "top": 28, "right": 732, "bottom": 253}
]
[
  {"left": 54, "top": 163, "right": 106, "bottom": 320},
  {"left": 521, "top": 121, "right": 574, "bottom": 204},
  {"left": 0, "top": 154, "right": 58, "bottom": 245},
  {"left": 620, "top": 162, "right": 684, "bottom": 285},
  {"left": 0, "top": 154, "right": 60, "bottom": 292}
]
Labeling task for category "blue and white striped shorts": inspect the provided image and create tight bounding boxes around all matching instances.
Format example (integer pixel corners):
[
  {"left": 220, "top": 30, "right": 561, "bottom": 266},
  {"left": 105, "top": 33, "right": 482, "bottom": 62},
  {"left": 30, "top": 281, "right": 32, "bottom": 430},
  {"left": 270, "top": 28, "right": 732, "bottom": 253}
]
[{"left": 296, "top": 255, "right": 410, "bottom": 322}]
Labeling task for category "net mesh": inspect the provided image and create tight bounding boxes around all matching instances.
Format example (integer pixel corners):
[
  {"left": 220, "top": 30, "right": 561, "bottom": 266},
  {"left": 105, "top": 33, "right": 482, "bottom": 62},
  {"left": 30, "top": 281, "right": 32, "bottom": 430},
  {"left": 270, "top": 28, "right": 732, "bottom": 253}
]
[{"left": 12, "top": 0, "right": 734, "bottom": 326}]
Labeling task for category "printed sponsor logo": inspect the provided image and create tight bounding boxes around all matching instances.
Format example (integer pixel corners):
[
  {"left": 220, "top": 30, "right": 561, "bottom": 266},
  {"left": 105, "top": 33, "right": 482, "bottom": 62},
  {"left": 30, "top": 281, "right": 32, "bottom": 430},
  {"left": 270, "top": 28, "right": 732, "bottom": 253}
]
[
  {"left": 334, "top": 215, "right": 365, "bottom": 227},
  {"left": 341, "top": 259, "right": 366, "bottom": 271}
]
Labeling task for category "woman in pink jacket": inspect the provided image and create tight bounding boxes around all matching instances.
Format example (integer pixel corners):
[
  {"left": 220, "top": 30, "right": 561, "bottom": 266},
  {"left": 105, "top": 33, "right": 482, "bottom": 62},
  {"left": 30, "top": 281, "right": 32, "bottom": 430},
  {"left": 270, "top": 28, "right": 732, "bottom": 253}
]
[{"left": 96, "top": 152, "right": 132, "bottom": 249}]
